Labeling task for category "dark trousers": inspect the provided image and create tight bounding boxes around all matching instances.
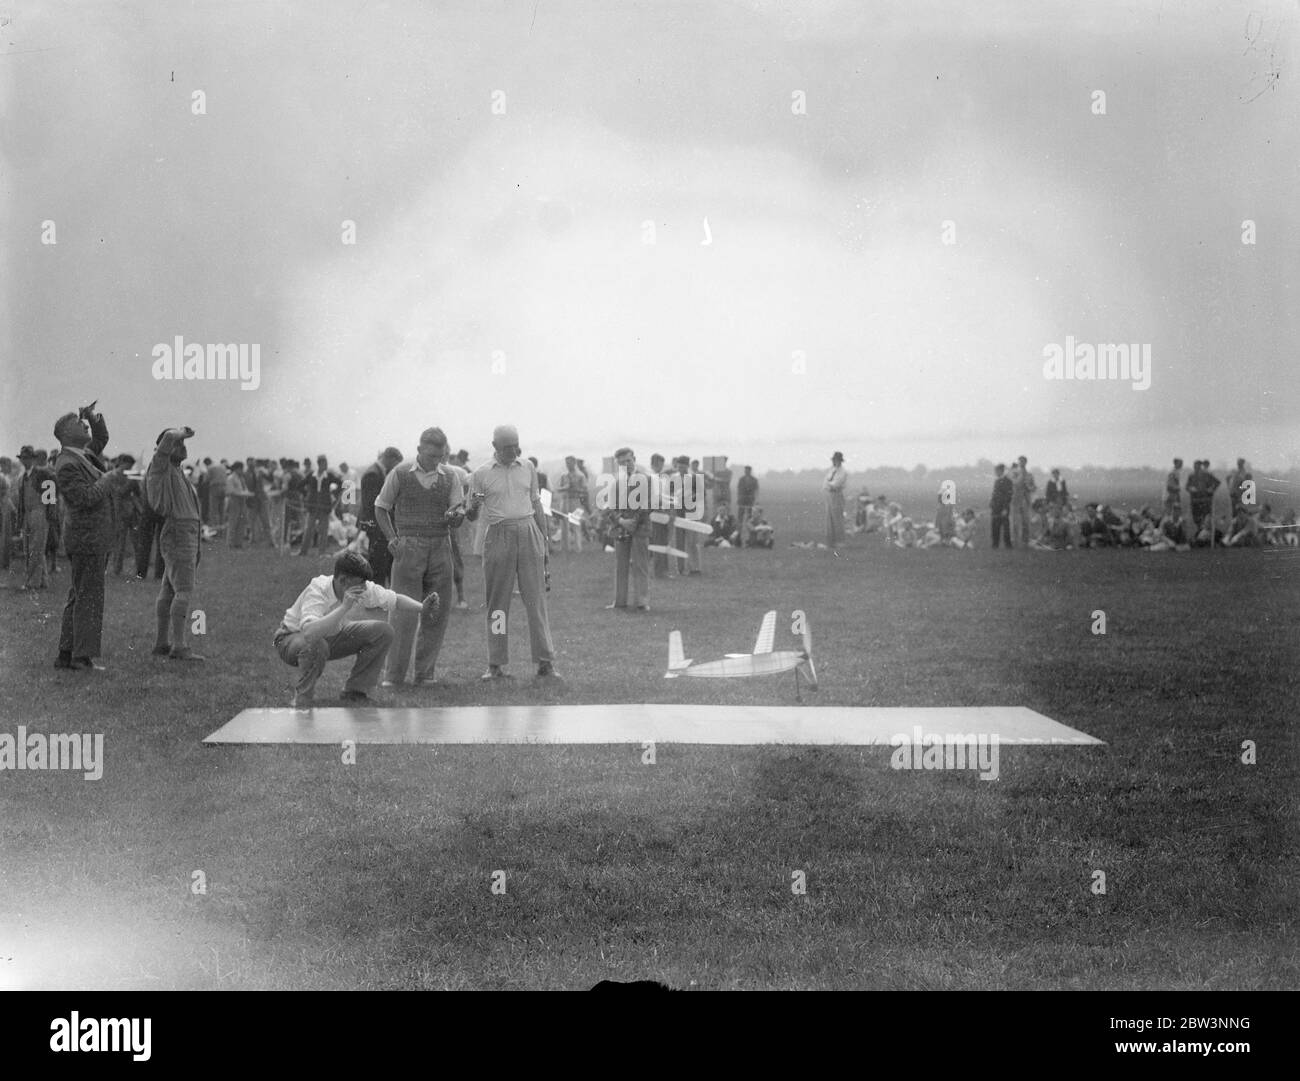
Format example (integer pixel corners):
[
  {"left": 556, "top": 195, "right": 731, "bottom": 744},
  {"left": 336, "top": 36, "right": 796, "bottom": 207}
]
[
  {"left": 59, "top": 552, "right": 107, "bottom": 659},
  {"left": 991, "top": 511, "right": 1012, "bottom": 548},
  {"left": 275, "top": 621, "right": 395, "bottom": 696},
  {"left": 364, "top": 526, "right": 392, "bottom": 586},
  {"left": 299, "top": 508, "right": 332, "bottom": 555},
  {"left": 450, "top": 527, "right": 465, "bottom": 600},
  {"left": 1191, "top": 500, "right": 1212, "bottom": 529},
  {"left": 135, "top": 508, "right": 166, "bottom": 578}
]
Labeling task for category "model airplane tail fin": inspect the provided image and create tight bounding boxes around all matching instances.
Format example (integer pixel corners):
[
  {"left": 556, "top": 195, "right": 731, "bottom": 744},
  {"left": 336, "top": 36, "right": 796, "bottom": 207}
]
[
  {"left": 753, "top": 610, "right": 777, "bottom": 655},
  {"left": 667, "top": 630, "right": 691, "bottom": 673}
]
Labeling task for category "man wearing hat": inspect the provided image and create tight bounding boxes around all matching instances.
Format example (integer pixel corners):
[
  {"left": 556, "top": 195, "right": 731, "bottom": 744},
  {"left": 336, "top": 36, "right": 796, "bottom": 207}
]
[
  {"left": 146, "top": 426, "right": 206, "bottom": 661},
  {"left": 466, "top": 425, "right": 558, "bottom": 679},
  {"left": 824, "top": 452, "right": 848, "bottom": 550},
  {"left": 276, "top": 550, "right": 439, "bottom": 708},
  {"left": 51, "top": 403, "right": 115, "bottom": 670},
  {"left": 373, "top": 427, "right": 465, "bottom": 686}
]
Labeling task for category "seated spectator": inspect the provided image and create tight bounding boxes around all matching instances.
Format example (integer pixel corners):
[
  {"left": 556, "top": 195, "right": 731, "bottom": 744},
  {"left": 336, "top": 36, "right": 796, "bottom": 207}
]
[
  {"left": 744, "top": 506, "right": 774, "bottom": 548},
  {"left": 708, "top": 504, "right": 738, "bottom": 547},
  {"left": 954, "top": 508, "right": 977, "bottom": 549},
  {"left": 1226, "top": 505, "right": 1260, "bottom": 547}
]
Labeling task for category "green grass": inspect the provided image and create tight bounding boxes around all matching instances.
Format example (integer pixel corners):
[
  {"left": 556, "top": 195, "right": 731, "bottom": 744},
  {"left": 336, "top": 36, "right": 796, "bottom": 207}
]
[{"left": 1, "top": 497, "right": 1296, "bottom": 989}]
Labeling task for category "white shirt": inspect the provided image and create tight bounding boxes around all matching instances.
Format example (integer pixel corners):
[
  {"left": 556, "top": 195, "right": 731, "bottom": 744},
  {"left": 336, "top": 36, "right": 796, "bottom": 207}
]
[{"left": 282, "top": 575, "right": 400, "bottom": 633}]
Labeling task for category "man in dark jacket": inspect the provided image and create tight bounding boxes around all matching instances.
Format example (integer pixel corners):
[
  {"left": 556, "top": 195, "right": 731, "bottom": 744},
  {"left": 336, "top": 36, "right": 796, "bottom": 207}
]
[
  {"left": 990, "top": 464, "right": 1013, "bottom": 549},
  {"left": 52, "top": 405, "right": 115, "bottom": 670}
]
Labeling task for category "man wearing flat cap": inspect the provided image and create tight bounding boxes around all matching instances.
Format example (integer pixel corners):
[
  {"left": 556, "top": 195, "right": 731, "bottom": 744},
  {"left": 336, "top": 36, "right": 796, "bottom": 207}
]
[
  {"left": 51, "top": 404, "right": 115, "bottom": 670},
  {"left": 146, "top": 426, "right": 206, "bottom": 661},
  {"left": 467, "top": 424, "right": 559, "bottom": 680},
  {"left": 824, "top": 451, "right": 848, "bottom": 550}
]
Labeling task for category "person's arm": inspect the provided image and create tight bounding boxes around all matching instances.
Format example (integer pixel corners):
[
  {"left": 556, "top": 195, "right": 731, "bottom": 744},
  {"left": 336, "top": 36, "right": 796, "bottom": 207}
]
[
  {"left": 299, "top": 586, "right": 365, "bottom": 643},
  {"left": 86, "top": 410, "right": 110, "bottom": 457},
  {"left": 530, "top": 466, "right": 549, "bottom": 540}
]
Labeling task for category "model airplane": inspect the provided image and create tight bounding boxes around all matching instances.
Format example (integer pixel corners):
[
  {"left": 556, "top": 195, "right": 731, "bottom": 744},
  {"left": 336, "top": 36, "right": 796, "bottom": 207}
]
[
  {"left": 648, "top": 543, "right": 690, "bottom": 559},
  {"left": 649, "top": 511, "right": 714, "bottom": 536},
  {"left": 666, "top": 610, "right": 818, "bottom": 701}
]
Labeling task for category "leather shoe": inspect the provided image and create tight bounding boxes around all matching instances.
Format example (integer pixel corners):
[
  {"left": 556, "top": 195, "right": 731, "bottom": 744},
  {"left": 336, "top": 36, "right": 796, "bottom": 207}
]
[{"left": 70, "top": 657, "right": 105, "bottom": 671}]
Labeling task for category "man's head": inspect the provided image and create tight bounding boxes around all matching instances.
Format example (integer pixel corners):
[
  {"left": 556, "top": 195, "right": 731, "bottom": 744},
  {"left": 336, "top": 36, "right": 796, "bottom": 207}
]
[
  {"left": 1173, "top": 458, "right": 1183, "bottom": 468},
  {"left": 690, "top": 459, "right": 700, "bottom": 472},
  {"left": 995, "top": 464, "right": 1006, "bottom": 476},
  {"left": 1018, "top": 455, "right": 1028, "bottom": 465},
  {"left": 54, "top": 412, "right": 91, "bottom": 448},
  {"left": 379, "top": 446, "right": 403, "bottom": 473},
  {"left": 455, "top": 449, "right": 469, "bottom": 466},
  {"left": 333, "top": 551, "right": 374, "bottom": 590},
  {"left": 417, "top": 427, "right": 448, "bottom": 470},
  {"left": 317, "top": 455, "right": 329, "bottom": 472},
  {"left": 614, "top": 447, "right": 635, "bottom": 473},
  {"left": 565, "top": 455, "right": 577, "bottom": 470},
  {"left": 743, "top": 465, "right": 752, "bottom": 475},
  {"left": 649, "top": 454, "right": 664, "bottom": 471},
  {"left": 831, "top": 451, "right": 844, "bottom": 465},
  {"left": 231, "top": 461, "right": 244, "bottom": 473},
  {"left": 303, "top": 458, "right": 313, "bottom": 472},
  {"left": 492, "top": 425, "right": 521, "bottom": 464},
  {"left": 17, "top": 445, "right": 36, "bottom": 469},
  {"left": 1051, "top": 468, "right": 1061, "bottom": 479},
  {"left": 35, "top": 449, "right": 48, "bottom": 466},
  {"left": 1238, "top": 458, "right": 1246, "bottom": 469},
  {"left": 116, "top": 453, "right": 136, "bottom": 470}
]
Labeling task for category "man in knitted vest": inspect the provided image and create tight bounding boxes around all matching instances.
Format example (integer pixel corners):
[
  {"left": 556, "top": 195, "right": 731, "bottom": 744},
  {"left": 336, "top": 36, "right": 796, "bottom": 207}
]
[{"left": 373, "top": 427, "right": 467, "bottom": 686}]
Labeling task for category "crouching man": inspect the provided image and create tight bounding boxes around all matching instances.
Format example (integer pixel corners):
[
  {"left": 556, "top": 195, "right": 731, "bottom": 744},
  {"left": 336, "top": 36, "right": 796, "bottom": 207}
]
[{"left": 275, "top": 550, "right": 440, "bottom": 708}]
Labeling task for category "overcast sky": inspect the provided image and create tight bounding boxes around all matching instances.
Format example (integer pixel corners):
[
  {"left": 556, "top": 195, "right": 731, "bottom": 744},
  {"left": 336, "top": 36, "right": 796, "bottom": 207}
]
[{"left": 2, "top": 0, "right": 1296, "bottom": 472}]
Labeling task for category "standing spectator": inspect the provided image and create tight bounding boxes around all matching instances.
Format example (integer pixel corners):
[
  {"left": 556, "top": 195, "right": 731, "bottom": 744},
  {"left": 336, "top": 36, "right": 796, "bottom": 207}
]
[
  {"left": 17, "top": 446, "right": 53, "bottom": 590},
  {"left": 466, "top": 424, "right": 558, "bottom": 680},
  {"left": 1187, "top": 460, "right": 1220, "bottom": 532},
  {"left": 358, "top": 447, "right": 403, "bottom": 586},
  {"left": 1009, "top": 455, "right": 1036, "bottom": 546},
  {"left": 299, "top": 455, "right": 339, "bottom": 557},
  {"left": 672, "top": 455, "right": 703, "bottom": 575},
  {"left": 1164, "top": 458, "right": 1184, "bottom": 515},
  {"left": 606, "top": 447, "right": 652, "bottom": 610},
  {"left": 528, "top": 456, "right": 549, "bottom": 494},
  {"left": 0, "top": 456, "right": 15, "bottom": 573},
  {"left": 1045, "top": 468, "right": 1071, "bottom": 510},
  {"left": 146, "top": 426, "right": 205, "bottom": 661},
  {"left": 373, "top": 429, "right": 464, "bottom": 687},
  {"left": 196, "top": 459, "right": 211, "bottom": 526},
  {"left": 226, "top": 461, "right": 252, "bottom": 548},
  {"left": 246, "top": 458, "right": 273, "bottom": 546},
  {"left": 990, "top": 464, "right": 1013, "bottom": 548},
  {"left": 105, "top": 454, "right": 143, "bottom": 576},
  {"left": 267, "top": 459, "right": 288, "bottom": 551},
  {"left": 824, "top": 452, "right": 848, "bottom": 550},
  {"left": 52, "top": 405, "right": 115, "bottom": 670},
  {"left": 557, "top": 455, "right": 587, "bottom": 553},
  {"left": 205, "top": 458, "right": 228, "bottom": 530},
  {"left": 1226, "top": 458, "right": 1252, "bottom": 516},
  {"left": 647, "top": 453, "right": 669, "bottom": 577},
  {"left": 736, "top": 465, "right": 758, "bottom": 538}
]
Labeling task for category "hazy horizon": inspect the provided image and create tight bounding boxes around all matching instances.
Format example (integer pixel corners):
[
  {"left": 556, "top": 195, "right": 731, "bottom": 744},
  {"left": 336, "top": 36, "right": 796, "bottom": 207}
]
[{"left": 3, "top": 1, "right": 1297, "bottom": 472}]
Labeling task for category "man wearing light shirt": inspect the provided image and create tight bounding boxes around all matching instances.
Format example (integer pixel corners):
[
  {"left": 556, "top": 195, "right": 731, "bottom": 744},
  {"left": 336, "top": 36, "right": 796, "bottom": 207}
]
[
  {"left": 374, "top": 427, "right": 466, "bottom": 687},
  {"left": 824, "top": 451, "right": 848, "bottom": 550},
  {"left": 275, "top": 550, "right": 438, "bottom": 708},
  {"left": 466, "top": 424, "right": 558, "bottom": 680}
]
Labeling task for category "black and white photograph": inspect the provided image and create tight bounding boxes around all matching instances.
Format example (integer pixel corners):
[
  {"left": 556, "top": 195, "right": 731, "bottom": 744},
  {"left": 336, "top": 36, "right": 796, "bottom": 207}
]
[{"left": 1, "top": 0, "right": 1296, "bottom": 1023}]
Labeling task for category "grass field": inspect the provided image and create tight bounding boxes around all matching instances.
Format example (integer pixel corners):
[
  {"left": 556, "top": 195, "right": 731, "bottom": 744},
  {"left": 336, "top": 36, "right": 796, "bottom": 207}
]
[{"left": 1, "top": 489, "right": 1297, "bottom": 990}]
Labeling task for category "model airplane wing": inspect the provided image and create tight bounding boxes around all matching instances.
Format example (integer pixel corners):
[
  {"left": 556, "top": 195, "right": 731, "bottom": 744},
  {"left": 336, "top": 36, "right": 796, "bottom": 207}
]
[
  {"left": 539, "top": 488, "right": 553, "bottom": 516},
  {"left": 753, "top": 610, "right": 777, "bottom": 655},
  {"left": 673, "top": 516, "right": 714, "bottom": 536},
  {"left": 648, "top": 544, "right": 689, "bottom": 559},
  {"left": 666, "top": 630, "right": 691, "bottom": 674}
]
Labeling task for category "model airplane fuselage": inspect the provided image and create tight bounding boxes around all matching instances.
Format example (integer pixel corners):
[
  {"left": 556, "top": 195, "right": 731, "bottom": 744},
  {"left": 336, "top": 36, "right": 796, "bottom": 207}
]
[{"left": 666, "top": 610, "right": 817, "bottom": 699}]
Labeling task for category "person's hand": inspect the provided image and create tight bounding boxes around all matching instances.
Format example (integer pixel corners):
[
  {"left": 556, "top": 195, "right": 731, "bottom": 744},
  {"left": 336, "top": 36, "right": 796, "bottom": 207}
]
[
  {"left": 180, "top": 426, "right": 195, "bottom": 439},
  {"left": 342, "top": 585, "right": 366, "bottom": 609},
  {"left": 420, "top": 591, "right": 441, "bottom": 623},
  {"left": 445, "top": 509, "right": 465, "bottom": 528}
]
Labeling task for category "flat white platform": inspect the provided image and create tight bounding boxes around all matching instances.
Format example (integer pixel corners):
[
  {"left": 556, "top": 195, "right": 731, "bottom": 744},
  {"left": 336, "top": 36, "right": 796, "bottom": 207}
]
[{"left": 203, "top": 705, "right": 1103, "bottom": 746}]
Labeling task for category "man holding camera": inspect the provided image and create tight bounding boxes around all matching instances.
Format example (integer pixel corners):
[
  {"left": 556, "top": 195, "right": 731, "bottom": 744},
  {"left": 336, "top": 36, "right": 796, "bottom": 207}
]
[{"left": 52, "top": 401, "right": 114, "bottom": 670}]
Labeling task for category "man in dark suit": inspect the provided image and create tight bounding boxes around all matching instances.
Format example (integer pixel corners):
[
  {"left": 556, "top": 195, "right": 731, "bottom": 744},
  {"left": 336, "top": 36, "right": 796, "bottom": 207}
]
[
  {"left": 52, "top": 405, "right": 115, "bottom": 670},
  {"left": 990, "top": 463, "right": 1013, "bottom": 549},
  {"left": 358, "top": 447, "right": 403, "bottom": 586}
]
